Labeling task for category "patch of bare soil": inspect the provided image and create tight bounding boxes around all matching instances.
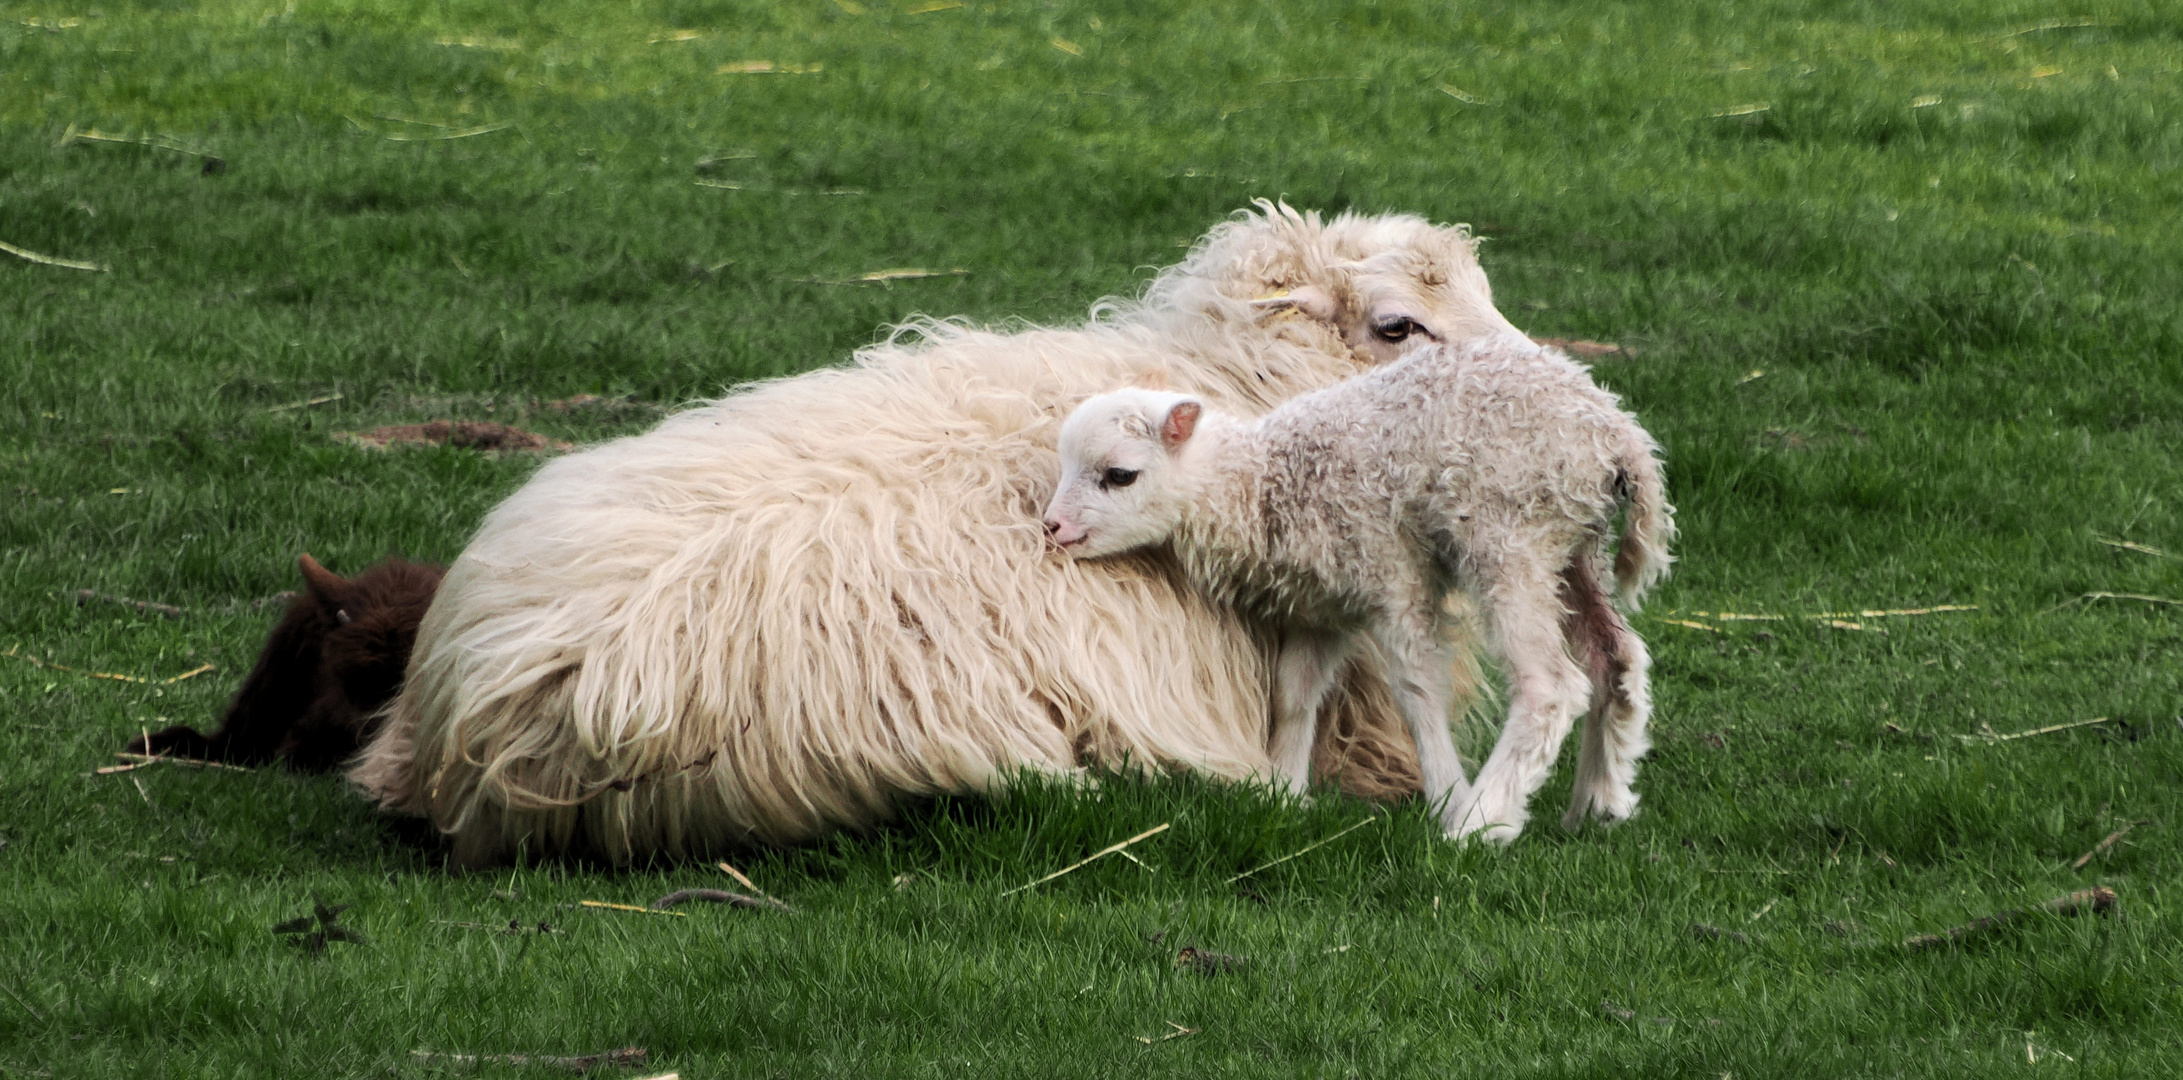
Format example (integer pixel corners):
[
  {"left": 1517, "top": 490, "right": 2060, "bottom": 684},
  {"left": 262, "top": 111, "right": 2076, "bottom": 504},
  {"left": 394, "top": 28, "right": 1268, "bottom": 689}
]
[
  {"left": 338, "top": 421, "right": 573, "bottom": 453},
  {"left": 1531, "top": 337, "right": 1633, "bottom": 359}
]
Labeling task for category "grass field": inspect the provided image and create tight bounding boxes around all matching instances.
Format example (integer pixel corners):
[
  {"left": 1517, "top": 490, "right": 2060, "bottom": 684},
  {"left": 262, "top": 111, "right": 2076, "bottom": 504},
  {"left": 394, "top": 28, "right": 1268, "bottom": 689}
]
[{"left": 4, "top": 0, "right": 2181, "bottom": 1075}]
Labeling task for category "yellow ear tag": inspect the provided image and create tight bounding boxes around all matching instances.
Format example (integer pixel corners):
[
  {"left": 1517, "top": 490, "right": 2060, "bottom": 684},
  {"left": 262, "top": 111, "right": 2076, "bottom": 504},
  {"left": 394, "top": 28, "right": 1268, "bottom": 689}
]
[{"left": 1251, "top": 291, "right": 1305, "bottom": 322}]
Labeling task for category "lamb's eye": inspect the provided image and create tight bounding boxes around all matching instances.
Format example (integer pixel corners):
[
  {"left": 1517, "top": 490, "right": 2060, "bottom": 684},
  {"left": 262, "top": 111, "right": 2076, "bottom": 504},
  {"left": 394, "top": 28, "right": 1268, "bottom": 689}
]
[
  {"left": 1103, "top": 467, "right": 1139, "bottom": 489},
  {"left": 1372, "top": 317, "right": 1421, "bottom": 342}
]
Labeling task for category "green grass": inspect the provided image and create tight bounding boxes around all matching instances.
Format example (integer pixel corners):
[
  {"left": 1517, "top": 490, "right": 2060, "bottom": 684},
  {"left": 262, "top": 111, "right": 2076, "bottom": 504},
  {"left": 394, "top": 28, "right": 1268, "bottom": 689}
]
[{"left": 4, "top": 0, "right": 2181, "bottom": 1075}]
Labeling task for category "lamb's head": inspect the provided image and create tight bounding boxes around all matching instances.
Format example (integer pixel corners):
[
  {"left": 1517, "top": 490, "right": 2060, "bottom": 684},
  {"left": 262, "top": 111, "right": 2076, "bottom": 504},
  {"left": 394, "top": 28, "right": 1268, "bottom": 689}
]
[
  {"left": 1150, "top": 199, "right": 1523, "bottom": 367},
  {"left": 1043, "top": 389, "right": 1208, "bottom": 560}
]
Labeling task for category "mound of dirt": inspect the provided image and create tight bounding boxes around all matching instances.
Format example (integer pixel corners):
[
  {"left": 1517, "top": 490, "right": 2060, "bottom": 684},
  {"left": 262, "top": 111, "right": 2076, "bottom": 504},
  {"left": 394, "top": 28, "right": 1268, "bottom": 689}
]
[
  {"left": 1531, "top": 337, "right": 1632, "bottom": 359},
  {"left": 339, "top": 421, "right": 573, "bottom": 453}
]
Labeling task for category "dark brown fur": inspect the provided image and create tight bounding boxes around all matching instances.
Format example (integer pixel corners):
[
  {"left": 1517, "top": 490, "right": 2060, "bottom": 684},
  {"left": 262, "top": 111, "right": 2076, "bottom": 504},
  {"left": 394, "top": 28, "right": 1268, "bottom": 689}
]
[{"left": 129, "top": 555, "right": 444, "bottom": 771}]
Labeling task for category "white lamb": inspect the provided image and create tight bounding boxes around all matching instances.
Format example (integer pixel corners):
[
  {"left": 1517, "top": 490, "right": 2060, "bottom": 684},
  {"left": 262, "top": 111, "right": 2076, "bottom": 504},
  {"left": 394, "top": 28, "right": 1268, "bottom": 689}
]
[
  {"left": 350, "top": 201, "right": 1538, "bottom": 865},
  {"left": 1043, "top": 334, "right": 1674, "bottom": 843}
]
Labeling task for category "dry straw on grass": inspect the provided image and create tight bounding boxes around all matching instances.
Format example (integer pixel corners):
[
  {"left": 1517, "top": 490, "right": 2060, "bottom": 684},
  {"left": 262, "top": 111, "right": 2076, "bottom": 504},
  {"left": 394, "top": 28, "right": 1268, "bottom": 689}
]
[
  {"left": 1222, "top": 814, "right": 1378, "bottom": 885},
  {"left": 716, "top": 862, "right": 792, "bottom": 910},
  {"left": 716, "top": 60, "right": 822, "bottom": 74},
  {"left": 2094, "top": 536, "right": 2173, "bottom": 559},
  {"left": 0, "top": 238, "right": 106, "bottom": 272},
  {"left": 74, "top": 590, "right": 187, "bottom": 620},
  {"left": 576, "top": 900, "right": 684, "bottom": 917},
  {"left": 410, "top": 1047, "right": 648, "bottom": 1072},
  {"left": 1656, "top": 618, "right": 1721, "bottom": 632},
  {"left": 102, "top": 751, "right": 252, "bottom": 774},
  {"left": 3, "top": 646, "right": 214, "bottom": 687},
  {"left": 1001, "top": 823, "right": 1171, "bottom": 896},
  {"left": 1993, "top": 20, "right": 2105, "bottom": 40},
  {"left": 1131, "top": 1020, "right": 1200, "bottom": 1043},
  {"left": 798, "top": 267, "right": 971, "bottom": 285},
  {"left": 267, "top": 392, "right": 343, "bottom": 412},
  {"left": 1691, "top": 605, "right": 1975, "bottom": 622},
  {"left": 345, "top": 115, "right": 515, "bottom": 141},
  {"left": 2070, "top": 822, "right": 2148, "bottom": 870},
  {"left": 1957, "top": 716, "right": 2111, "bottom": 744}
]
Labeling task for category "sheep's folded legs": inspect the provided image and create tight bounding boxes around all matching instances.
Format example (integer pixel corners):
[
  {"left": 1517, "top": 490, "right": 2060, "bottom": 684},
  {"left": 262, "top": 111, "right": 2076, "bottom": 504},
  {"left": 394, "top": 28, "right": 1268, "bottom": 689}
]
[{"left": 1270, "top": 631, "right": 1352, "bottom": 797}]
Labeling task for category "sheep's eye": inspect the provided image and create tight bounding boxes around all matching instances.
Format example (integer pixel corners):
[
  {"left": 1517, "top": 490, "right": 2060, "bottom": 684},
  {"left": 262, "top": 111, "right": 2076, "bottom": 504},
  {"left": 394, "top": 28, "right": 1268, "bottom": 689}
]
[
  {"left": 1372, "top": 317, "right": 1421, "bottom": 342},
  {"left": 1102, "top": 467, "right": 1139, "bottom": 489}
]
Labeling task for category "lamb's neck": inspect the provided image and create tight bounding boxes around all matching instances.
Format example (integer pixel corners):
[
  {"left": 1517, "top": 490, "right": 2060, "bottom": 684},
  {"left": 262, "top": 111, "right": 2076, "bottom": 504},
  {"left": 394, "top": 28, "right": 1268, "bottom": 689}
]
[{"left": 1170, "top": 423, "right": 1275, "bottom": 600}]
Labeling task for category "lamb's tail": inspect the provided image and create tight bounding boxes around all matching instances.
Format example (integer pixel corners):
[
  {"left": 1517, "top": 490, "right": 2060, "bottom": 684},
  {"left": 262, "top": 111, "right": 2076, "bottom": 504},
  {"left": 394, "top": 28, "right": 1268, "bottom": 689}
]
[{"left": 1609, "top": 435, "right": 1676, "bottom": 610}]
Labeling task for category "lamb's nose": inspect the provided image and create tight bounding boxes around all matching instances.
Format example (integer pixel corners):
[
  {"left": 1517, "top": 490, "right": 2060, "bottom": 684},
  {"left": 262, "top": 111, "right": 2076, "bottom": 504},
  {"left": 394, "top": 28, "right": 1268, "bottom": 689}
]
[{"left": 1042, "top": 518, "right": 1081, "bottom": 549}]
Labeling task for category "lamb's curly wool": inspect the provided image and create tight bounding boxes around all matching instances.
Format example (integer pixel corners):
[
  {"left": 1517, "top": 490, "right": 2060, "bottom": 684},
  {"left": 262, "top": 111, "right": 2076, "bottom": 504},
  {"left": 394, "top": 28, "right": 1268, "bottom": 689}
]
[
  {"left": 1046, "top": 334, "right": 1673, "bottom": 844},
  {"left": 350, "top": 202, "right": 1519, "bottom": 865}
]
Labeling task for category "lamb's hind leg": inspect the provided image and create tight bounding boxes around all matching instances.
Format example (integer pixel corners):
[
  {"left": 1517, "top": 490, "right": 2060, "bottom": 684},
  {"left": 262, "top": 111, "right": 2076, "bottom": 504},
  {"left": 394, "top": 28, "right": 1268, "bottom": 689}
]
[
  {"left": 1451, "top": 554, "right": 1592, "bottom": 844},
  {"left": 1561, "top": 560, "right": 1652, "bottom": 829},
  {"left": 1270, "top": 631, "right": 1352, "bottom": 797}
]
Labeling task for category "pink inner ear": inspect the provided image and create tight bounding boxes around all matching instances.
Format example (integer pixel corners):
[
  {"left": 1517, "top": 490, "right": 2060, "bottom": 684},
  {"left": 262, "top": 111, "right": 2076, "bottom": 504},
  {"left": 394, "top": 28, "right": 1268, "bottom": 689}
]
[{"left": 1162, "top": 401, "right": 1201, "bottom": 447}]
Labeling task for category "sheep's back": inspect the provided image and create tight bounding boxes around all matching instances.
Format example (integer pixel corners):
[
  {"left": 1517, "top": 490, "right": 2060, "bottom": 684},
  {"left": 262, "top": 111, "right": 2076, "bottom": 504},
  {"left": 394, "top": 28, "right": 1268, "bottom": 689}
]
[{"left": 374, "top": 331, "right": 1311, "bottom": 860}]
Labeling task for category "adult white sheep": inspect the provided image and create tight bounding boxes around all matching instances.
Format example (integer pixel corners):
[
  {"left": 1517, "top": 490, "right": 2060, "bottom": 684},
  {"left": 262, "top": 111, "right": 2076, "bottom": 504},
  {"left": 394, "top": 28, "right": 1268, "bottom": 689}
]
[
  {"left": 351, "top": 201, "right": 1531, "bottom": 865},
  {"left": 1043, "top": 333, "right": 1673, "bottom": 844}
]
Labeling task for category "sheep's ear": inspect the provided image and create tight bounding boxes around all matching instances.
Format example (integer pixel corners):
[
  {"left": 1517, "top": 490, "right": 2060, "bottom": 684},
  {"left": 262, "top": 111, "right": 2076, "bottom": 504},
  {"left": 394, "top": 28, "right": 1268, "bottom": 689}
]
[
  {"left": 297, "top": 554, "right": 353, "bottom": 607},
  {"left": 1161, "top": 401, "right": 1202, "bottom": 449},
  {"left": 1250, "top": 284, "right": 1338, "bottom": 325}
]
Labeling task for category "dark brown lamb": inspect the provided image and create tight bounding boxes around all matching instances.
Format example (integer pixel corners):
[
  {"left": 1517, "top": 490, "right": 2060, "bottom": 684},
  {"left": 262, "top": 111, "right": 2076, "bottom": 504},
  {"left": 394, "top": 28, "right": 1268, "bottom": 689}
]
[{"left": 129, "top": 554, "right": 444, "bottom": 770}]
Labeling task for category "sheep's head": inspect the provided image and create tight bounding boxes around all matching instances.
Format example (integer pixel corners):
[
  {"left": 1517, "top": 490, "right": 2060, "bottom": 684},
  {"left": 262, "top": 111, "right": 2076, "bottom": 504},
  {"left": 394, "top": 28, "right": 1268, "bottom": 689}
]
[
  {"left": 1044, "top": 389, "right": 1207, "bottom": 560},
  {"left": 1157, "top": 199, "right": 1520, "bottom": 366},
  {"left": 1249, "top": 205, "right": 1523, "bottom": 365}
]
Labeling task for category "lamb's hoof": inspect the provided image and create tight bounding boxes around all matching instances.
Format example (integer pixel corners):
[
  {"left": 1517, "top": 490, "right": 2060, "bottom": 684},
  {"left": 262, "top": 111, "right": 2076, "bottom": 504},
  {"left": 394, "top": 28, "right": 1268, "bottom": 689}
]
[
  {"left": 1263, "top": 770, "right": 1313, "bottom": 804},
  {"left": 1445, "top": 806, "right": 1523, "bottom": 846},
  {"left": 1563, "top": 788, "right": 1640, "bottom": 831},
  {"left": 1448, "top": 820, "right": 1523, "bottom": 846},
  {"left": 1595, "top": 790, "right": 1642, "bottom": 824}
]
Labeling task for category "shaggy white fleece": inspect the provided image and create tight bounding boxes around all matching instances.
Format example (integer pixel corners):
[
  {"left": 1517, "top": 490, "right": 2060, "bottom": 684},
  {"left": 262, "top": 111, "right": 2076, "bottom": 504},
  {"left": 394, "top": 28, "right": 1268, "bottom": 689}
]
[{"left": 351, "top": 202, "right": 1521, "bottom": 864}]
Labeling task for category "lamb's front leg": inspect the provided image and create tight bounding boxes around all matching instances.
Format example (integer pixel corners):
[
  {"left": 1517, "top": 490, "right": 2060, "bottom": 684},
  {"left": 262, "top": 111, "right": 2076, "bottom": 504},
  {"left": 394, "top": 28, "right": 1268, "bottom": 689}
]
[
  {"left": 1369, "top": 618, "right": 1471, "bottom": 827},
  {"left": 1270, "top": 631, "right": 1351, "bottom": 797}
]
